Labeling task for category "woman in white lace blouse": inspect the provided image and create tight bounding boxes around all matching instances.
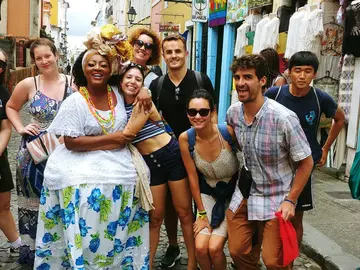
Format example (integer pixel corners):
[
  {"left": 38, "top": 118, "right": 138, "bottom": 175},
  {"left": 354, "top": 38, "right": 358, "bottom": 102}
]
[{"left": 34, "top": 26, "right": 152, "bottom": 269}]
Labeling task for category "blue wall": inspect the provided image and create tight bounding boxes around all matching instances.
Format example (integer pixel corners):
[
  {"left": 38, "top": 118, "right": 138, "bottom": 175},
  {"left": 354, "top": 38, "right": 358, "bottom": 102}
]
[{"left": 218, "top": 24, "right": 235, "bottom": 123}]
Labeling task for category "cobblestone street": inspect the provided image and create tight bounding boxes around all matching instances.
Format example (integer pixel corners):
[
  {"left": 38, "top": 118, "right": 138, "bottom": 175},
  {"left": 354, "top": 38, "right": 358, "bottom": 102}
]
[{"left": 0, "top": 111, "right": 322, "bottom": 269}]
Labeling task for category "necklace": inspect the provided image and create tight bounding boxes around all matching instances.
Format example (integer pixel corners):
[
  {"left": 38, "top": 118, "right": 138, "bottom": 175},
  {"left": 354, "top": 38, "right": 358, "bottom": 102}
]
[{"left": 79, "top": 85, "right": 115, "bottom": 134}]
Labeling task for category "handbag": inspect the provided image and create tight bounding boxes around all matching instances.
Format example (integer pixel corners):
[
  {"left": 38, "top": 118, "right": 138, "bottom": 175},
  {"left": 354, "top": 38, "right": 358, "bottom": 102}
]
[
  {"left": 238, "top": 151, "right": 253, "bottom": 199},
  {"left": 26, "top": 132, "right": 60, "bottom": 164},
  {"left": 26, "top": 75, "right": 69, "bottom": 164},
  {"left": 275, "top": 212, "right": 299, "bottom": 266}
]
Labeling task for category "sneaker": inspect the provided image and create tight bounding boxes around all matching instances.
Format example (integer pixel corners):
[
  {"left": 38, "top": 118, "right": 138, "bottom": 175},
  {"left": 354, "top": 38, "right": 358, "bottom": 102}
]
[
  {"left": 9, "top": 247, "right": 19, "bottom": 257},
  {"left": 160, "top": 245, "right": 181, "bottom": 268}
]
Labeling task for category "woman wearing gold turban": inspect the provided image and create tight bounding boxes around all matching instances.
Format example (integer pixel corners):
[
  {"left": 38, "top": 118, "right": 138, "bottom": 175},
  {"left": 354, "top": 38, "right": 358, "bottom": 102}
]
[{"left": 34, "top": 25, "right": 152, "bottom": 269}]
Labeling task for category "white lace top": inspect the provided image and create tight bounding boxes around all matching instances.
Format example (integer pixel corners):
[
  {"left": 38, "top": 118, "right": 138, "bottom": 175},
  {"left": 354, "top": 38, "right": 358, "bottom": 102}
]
[
  {"left": 299, "top": 8, "right": 324, "bottom": 59},
  {"left": 44, "top": 86, "right": 138, "bottom": 190}
]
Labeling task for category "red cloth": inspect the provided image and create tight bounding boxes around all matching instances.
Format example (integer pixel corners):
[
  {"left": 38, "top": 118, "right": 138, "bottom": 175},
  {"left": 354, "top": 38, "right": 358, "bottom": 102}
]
[{"left": 275, "top": 212, "right": 299, "bottom": 266}]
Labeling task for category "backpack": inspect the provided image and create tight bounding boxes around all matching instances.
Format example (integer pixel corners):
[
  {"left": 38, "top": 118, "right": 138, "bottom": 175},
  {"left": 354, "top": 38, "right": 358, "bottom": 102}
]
[
  {"left": 155, "top": 70, "right": 203, "bottom": 108},
  {"left": 187, "top": 123, "right": 237, "bottom": 157}
]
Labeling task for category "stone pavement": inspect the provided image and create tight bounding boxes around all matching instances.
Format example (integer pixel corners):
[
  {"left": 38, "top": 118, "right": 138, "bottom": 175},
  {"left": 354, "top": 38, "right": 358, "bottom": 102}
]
[
  {"left": 301, "top": 168, "right": 360, "bottom": 270},
  {"left": 0, "top": 112, "right": 321, "bottom": 269}
]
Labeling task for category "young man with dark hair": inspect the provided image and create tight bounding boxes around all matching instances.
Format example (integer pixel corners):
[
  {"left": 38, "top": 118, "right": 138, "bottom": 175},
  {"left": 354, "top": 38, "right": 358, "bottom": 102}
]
[
  {"left": 265, "top": 51, "right": 345, "bottom": 247},
  {"left": 226, "top": 54, "right": 314, "bottom": 269},
  {"left": 149, "top": 34, "right": 217, "bottom": 268}
]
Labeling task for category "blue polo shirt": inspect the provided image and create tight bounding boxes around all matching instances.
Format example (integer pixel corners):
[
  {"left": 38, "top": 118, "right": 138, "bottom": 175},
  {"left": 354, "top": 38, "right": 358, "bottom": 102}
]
[{"left": 265, "top": 85, "right": 338, "bottom": 163}]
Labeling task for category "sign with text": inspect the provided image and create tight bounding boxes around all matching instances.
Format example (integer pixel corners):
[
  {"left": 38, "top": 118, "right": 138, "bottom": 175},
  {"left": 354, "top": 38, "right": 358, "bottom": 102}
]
[
  {"left": 192, "top": 0, "right": 208, "bottom": 22},
  {"left": 159, "top": 23, "right": 180, "bottom": 32}
]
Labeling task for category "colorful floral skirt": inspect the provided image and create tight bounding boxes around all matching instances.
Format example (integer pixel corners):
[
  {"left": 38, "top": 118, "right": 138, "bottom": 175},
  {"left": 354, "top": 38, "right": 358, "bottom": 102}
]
[
  {"left": 16, "top": 135, "right": 47, "bottom": 265},
  {"left": 34, "top": 183, "right": 150, "bottom": 270}
]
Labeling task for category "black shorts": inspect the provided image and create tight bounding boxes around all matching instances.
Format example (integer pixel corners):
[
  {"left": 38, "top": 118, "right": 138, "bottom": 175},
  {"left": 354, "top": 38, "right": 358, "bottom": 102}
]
[
  {"left": 0, "top": 151, "right": 14, "bottom": 193},
  {"left": 296, "top": 174, "right": 313, "bottom": 211},
  {"left": 143, "top": 137, "right": 187, "bottom": 186}
]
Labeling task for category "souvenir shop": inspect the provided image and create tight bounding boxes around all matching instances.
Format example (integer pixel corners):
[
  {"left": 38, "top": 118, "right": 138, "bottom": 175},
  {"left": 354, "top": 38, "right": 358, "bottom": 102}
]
[{"left": 195, "top": 0, "right": 360, "bottom": 177}]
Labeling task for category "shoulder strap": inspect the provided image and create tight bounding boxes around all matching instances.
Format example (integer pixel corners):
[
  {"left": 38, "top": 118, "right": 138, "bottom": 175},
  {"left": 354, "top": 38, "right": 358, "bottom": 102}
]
[
  {"left": 156, "top": 75, "right": 166, "bottom": 108},
  {"left": 63, "top": 75, "right": 69, "bottom": 101},
  {"left": 217, "top": 123, "right": 237, "bottom": 153},
  {"left": 34, "top": 76, "right": 38, "bottom": 91},
  {"left": 194, "top": 71, "right": 203, "bottom": 89},
  {"left": 312, "top": 87, "right": 321, "bottom": 132},
  {"left": 187, "top": 127, "right": 197, "bottom": 158},
  {"left": 274, "top": 86, "right": 282, "bottom": 101}
]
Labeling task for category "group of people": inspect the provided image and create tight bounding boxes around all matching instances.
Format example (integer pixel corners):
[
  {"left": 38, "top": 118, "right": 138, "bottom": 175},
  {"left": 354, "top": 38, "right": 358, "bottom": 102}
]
[{"left": 0, "top": 23, "right": 345, "bottom": 270}]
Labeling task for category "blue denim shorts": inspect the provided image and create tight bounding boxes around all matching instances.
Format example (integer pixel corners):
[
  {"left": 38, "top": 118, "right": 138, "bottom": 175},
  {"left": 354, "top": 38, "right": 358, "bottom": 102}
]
[{"left": 143, "top": 137, "right": 187, "bottom": 186}]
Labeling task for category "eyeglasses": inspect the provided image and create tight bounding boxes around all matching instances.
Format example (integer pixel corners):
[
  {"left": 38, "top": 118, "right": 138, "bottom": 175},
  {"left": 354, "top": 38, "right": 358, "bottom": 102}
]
[
  {"left": 187, "top": 108, "right": 211, "bottom": 117},
  {"left": 175, "top": 87, "right": 180, "bottom": 100},
  {"left": 128, "top": 62, "right": 145, "bottom": 70},
  {"left": 134, "top": 40, "right": 154, "bottom": 51}
]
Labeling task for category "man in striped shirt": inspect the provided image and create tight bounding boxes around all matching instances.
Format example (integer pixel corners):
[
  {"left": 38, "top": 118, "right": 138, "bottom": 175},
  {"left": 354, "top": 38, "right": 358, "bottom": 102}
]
[{"left": 226, "top": 54, "right": 314, "bottom": 269}]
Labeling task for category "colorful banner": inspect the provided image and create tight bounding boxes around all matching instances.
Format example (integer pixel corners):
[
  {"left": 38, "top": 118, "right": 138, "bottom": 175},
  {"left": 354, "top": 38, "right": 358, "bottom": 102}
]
[
  {"left": 209, "top": 0, "right": 227, "bottom": 27},
  {"left": 226, "top": 0, "right": 248, "bottom": 23},
  {"left": 192, "top": 0, "right": 209, "bottom": 22}
]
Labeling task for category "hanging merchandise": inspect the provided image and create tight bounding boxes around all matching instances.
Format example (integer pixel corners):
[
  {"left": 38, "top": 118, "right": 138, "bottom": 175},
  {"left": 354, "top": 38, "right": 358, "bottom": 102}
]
[
  {"left": 252, "top": 13, "right": 279, "bottom": 54},
  {"left": 277, "top": 5, "right": 295, "bottom": 32},
  {"left": 338, "top": 54, "right": 355, "bottom": 122},
  {"left": 317, "top": 20, "right": 344, "bottom": 79},
  {"left": 226, "top": 0, "right": 249, "bottom": 23},
  {"left": 245, "top": 13, "right": 263, "bottom": 31},
  {"left": 209, "top": 0, "right": 227, "bottom": 27},
  {"left": 235, "top": 22, "right": 251, "bottom": 57},
  {"left": 248, "top": 0, "right": 272, "bottom": 9},
  {"left": 342, "top": 1, "right": 360, "bottom": 57},
  {"left": 298, "top": 5, "right": 324, "bottom": 60},
  {"left": 314, "top": 71, "right": 339, "bottom": 101},
  {"left": 284, "top": 7, "right": 306, "bottom": 59}
]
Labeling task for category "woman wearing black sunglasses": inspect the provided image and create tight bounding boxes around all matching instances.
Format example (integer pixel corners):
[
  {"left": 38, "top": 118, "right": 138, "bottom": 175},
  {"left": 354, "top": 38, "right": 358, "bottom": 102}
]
[
  {"left": 128, "top": 28, "right": 162, "bottom": 87},
  {"left": 179, "top": 89, "right": 239, "bottom": 270}
]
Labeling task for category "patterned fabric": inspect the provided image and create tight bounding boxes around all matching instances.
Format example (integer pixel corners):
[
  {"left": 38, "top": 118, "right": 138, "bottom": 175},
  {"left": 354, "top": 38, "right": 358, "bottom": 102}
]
[
  {"left": 226, "top": 99, "right": 311, "bottom": 221},
  {"left": 34, "top": 184, "right": 149, "bottom": 269},
  {"left": 16, "top": 85, "right": 73, "bottom": 265},
  {"left": 338, "top": 54, "right": 355, "bottom": 122},
  {"left": 125, "top": 103, "right": 166, "bottom": 145}
]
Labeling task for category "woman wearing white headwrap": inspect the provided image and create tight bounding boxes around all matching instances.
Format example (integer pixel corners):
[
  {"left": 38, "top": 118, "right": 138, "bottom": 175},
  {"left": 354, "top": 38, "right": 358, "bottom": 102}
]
[{"left": 34, "top": 25, "right": 152, "bottom": 269}]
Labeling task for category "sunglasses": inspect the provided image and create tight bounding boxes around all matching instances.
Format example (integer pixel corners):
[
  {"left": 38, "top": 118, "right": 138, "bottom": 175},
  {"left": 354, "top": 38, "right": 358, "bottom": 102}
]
[
  {"left": 134, "top": 40, "right": 154, "bottom": 51},
  {"left": 187, "top": 108, "right": 211, "bottom": 117}
]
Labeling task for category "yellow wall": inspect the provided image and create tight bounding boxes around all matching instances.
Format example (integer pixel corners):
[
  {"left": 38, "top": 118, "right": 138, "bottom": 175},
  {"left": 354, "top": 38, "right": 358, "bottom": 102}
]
[
  {"left": 160, "top": 2, "right": 191, "bottom": 34},
  {"left": 50, "top": 0, "right": 58, "bottom": 26}
]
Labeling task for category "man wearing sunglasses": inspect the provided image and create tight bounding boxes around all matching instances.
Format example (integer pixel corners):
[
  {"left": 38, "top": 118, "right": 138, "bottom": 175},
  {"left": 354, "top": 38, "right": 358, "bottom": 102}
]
[
  {"left": 149, "top": 34, "right": 217, "bottom": 268},
  {"left": 225, "top": 54, "right": 314, "bottom": 269}
]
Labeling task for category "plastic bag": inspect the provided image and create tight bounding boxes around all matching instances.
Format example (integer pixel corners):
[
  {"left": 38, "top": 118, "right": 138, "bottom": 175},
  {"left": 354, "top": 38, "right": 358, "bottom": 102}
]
[{"left": 275, "top": 212, "right": 299, "bottom": 266}]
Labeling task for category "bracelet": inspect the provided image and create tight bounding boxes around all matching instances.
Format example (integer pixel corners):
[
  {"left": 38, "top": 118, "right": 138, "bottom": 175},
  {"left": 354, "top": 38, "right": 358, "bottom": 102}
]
[
  {"left": 284, "top": 198, "right": 296, "bottom": 206},
  {"left": 198, "top": 215, "right": 207, "bottom": 219},
  {"left": 198, "top": 210, "right": 207, "bottom": 216}
]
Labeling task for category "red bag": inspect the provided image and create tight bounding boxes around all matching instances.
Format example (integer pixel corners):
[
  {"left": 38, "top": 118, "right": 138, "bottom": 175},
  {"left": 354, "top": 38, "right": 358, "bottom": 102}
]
[{"left": 275, "top": 212, "right": 299, "bottom": 266}]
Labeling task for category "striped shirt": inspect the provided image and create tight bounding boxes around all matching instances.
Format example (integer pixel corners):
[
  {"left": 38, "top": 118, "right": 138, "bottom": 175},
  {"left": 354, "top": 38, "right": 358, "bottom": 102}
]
[
  {"left": 125, "top": 104, "right": 166, "bottom": 144},
  {"left": 226, "top": 98, "right": 311, "bottom": 221}
]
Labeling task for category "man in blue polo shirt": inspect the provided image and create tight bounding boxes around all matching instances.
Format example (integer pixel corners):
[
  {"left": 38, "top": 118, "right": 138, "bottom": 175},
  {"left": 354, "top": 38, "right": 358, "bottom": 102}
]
[{"left": 265, "top": 51, "right": 345, "bottom": 248}]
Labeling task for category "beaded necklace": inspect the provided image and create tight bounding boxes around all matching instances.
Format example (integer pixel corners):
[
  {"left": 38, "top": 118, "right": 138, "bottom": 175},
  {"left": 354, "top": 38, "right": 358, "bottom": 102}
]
[{"left": 79, "top": 85, "right": 115, "bottom": 134}]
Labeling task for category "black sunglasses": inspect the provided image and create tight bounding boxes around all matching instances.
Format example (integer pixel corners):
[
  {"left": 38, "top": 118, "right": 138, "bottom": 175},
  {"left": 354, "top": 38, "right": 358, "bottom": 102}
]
[
  {"left": 187, "top": 108, "right": 211, "bottom": 117},
  {"left": 134, "top": 40, "right": 154, "bottom": 51}
]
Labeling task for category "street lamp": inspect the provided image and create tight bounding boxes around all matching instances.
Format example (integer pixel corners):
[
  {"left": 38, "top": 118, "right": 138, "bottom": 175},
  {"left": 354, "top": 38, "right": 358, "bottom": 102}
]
[
  {"left": 127, "top": 6, "right": 137, "bottom": 24},
  {"left": 126, "top": 1, "right": 151, "bottom": 26}
]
